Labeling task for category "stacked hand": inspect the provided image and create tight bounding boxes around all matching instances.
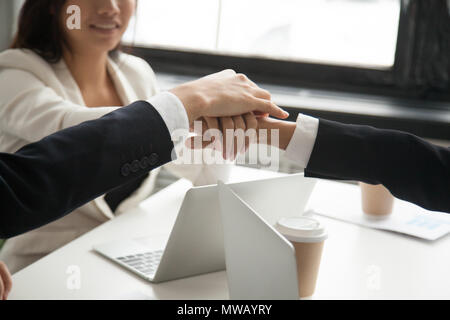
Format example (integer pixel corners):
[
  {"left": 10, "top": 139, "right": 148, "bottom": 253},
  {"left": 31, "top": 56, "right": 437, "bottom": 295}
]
[{"left": 170, "top": 69, "right": 290, "bottom": 159}]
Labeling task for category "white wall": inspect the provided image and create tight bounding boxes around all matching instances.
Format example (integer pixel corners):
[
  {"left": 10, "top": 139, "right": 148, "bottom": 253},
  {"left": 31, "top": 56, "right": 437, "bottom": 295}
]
[{"left": 0, "top": 0, "right": 25, "bottom": 51}]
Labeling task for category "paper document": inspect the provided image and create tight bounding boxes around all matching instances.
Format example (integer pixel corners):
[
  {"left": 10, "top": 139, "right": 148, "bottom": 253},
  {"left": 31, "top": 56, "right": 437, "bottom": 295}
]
[{"left": 306, "top": 180, "right": 450, "bottom": 241}]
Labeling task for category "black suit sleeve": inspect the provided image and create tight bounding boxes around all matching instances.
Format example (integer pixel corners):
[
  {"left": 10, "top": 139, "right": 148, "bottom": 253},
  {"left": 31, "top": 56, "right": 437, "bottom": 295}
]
[
  {"left": 304, "top": 119, "right": 450, "bottom": 213},
  {"left": 0, "top": 101, "right": 175, "bottom": 238}
]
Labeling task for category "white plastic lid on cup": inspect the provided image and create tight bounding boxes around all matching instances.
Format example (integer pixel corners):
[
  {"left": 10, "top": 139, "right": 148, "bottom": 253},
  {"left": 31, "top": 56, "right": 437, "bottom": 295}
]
[{"left": 275, "top": 217, "right": 328, "bottom": 243}]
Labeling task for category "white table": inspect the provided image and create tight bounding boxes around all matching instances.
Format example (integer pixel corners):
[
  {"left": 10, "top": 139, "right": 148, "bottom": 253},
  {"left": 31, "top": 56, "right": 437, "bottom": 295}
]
[{"left": 9, "top": 167, "right": 450, "bottom": 299}]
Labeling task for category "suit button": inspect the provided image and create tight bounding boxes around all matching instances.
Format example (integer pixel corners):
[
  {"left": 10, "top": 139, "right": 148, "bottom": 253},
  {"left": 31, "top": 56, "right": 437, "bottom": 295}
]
[
  {"left": 130, "top": 160, "right": 140, "bottom": 173},
  {"left": 139, "top": 157, "right": 149, "bottom": 169},
  {"left": 149, "top": 153, "right": 159, "bottom": 166},
  {"left": 121, "top": 163, "right": 131, "bottom": 177}
]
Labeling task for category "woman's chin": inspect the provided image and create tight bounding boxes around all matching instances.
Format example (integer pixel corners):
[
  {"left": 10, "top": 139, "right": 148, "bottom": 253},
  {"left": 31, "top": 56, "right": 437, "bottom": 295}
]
[
  {"left": 89, "top": 40, "right": 122, "bottom": 54},
  {"left": 87, "top": 32, "right": 122, "bottom": 50}
]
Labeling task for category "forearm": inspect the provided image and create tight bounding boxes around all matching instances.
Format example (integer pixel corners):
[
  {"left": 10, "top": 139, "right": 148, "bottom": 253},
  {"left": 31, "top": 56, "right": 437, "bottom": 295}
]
[
  {"left": 258, "top": 115, "right": 450, "bottom": 213},
  {"left": 256, "top": 117, "right": 297, "bottom": 150},
  {"left": 305, "top": 119, "right": 450, "bottom": 213}
]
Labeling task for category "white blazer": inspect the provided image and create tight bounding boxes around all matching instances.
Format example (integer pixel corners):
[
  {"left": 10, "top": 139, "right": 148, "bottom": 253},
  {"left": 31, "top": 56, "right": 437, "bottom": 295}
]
[{"left": 0, "top": 49, "right": 231, "bottom": 273}]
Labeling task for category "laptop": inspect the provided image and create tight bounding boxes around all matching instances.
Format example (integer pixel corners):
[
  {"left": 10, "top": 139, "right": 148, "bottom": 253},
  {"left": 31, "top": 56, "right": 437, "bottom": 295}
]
[
  {"left": 94, "top": 173, "right": 316, "bottom": 283},
  {"left": 218, "top": 181, "right": 301, "bottom": 300}
]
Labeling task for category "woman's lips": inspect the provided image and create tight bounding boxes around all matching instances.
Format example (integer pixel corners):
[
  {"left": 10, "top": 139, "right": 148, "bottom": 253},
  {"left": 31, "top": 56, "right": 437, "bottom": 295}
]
[{"left": 89, "top": 23, "right": 121, "bottom": 35}]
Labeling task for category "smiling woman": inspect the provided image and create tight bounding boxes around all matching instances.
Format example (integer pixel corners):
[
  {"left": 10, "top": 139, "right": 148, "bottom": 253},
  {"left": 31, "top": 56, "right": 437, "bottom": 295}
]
[
  {"left": 11, "top": 0, "right": 136, "bottom": 62},
  {"left": 60, "top": 0, "right": 136, "bottom": 57}
]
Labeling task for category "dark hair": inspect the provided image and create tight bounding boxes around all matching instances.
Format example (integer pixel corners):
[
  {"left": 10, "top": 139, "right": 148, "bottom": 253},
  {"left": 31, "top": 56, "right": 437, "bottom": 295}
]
[
  {"left": 11, "top": 0, "right": 68, "bottom": 63},
  {"left": 10, "top": 0, "right": 130, "bottom": 63}
]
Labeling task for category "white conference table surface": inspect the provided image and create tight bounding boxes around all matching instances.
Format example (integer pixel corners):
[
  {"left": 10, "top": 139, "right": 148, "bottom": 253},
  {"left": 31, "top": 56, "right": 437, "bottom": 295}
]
[{"left": 9, "top": 166, "right": 450, "bottom": 300}]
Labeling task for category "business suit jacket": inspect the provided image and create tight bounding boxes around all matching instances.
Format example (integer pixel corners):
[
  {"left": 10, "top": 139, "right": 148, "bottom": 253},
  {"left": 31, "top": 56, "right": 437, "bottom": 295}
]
[
  {"left": 0, "top": 101, "right": 173, "bottom": 238},
  {"left": 304, "top": 119, "right": 450, "bottom": 213}
]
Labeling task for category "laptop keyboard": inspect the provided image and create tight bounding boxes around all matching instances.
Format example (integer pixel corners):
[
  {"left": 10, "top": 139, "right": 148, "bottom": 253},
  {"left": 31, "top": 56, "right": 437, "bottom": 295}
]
[{"left": 116, "top": 249, "right": 164, "bottom": 277}]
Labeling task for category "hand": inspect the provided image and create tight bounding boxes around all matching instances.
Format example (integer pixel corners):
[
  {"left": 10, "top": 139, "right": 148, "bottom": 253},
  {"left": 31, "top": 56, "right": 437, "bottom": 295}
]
[
  {"left": 0, "top": 261, "right": 12, "bottom": 300},
  {"left": 187, "top": 114, "right": 296, "bottom": 158},
  {"left": 256, "top": 117, "right": 297, "bottom": 151},
  {"left": 170, "top": 70, "right": 289, "bottom": 125},
  {"left": 218, "top": 113, "right": 259, "bottom": 160},
  {"left": 188, "top": 113, "right": 259, "bottom": 160}
]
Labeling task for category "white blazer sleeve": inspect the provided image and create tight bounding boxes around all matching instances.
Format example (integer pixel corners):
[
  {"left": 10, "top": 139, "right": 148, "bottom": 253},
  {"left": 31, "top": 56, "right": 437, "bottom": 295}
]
[{"left": 0, "top": 68, "right": 119, "bottom": 143}]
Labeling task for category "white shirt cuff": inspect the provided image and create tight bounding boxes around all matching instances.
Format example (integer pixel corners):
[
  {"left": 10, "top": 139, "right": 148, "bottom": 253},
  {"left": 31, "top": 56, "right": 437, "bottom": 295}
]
[
  {"left": 285, "top": 114, "right": 319, "bottom": 168},
  {"left": 147, "top": 91, "right": 189, "bottom": 136}
]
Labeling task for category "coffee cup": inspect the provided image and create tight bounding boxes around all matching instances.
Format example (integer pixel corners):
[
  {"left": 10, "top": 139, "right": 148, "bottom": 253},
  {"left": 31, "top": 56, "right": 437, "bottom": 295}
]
[
  {"left": 360, "top": 182, "right": 394, "bottom": 218},
  {"left": 275, "top": 217, "right": 327, "bottom": 298}
]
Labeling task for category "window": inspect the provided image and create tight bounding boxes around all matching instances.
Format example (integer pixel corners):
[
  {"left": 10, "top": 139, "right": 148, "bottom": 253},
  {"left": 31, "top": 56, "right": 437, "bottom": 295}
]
[
  {"left": 124, "top": 0, "right": 401, "bottom": 69},
  {"left": 125, "top": 0, "right": 450, "bottom": 112},
  {"left": 124, "top": 0, "right": 219, "bottom": 51}
]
